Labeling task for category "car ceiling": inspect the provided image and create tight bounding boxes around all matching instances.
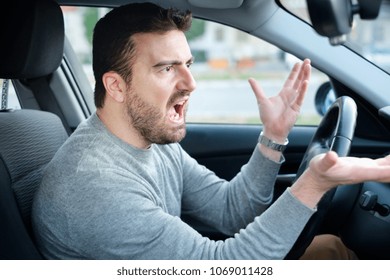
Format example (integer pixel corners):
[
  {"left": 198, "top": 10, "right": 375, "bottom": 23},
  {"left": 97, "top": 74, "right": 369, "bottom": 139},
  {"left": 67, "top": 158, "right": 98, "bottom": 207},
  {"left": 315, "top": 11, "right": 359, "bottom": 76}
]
[
  {"left": 56, "top": 0, "right": 275, "bottom": 32},
  {"left": 58, "top": 0, "right": 255, "bottom": 9}
]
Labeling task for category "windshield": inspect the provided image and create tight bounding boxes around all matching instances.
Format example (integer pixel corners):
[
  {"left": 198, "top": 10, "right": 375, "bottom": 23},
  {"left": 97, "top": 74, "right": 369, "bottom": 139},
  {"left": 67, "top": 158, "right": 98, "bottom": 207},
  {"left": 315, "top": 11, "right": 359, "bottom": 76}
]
[{"left": 280, "top": 0, "right": 390, "bottom": 74}]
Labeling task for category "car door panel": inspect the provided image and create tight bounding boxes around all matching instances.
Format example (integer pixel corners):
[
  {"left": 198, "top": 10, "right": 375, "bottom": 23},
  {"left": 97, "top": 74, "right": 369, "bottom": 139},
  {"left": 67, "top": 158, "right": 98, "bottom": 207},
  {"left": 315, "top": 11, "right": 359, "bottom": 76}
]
[
  {"left": 181, "top": 123, "right": 389, "bottom": 180},
  {"left": 180, "top": 124, "right": 315, "bottom": 180}
]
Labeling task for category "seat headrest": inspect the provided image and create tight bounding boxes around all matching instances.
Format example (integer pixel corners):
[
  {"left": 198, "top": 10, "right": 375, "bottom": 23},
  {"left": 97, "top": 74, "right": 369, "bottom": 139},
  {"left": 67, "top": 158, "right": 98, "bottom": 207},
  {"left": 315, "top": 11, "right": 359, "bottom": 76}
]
[{"left": 0, "top": 0, "right": 64, "bottom": 79}]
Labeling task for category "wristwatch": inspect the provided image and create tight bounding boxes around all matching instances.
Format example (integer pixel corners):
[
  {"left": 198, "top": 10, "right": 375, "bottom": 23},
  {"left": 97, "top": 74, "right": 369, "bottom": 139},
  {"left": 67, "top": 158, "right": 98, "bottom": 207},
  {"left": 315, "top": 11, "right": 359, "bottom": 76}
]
[{"left": 258, "top": 131, "right": 289, "bottom": 152}]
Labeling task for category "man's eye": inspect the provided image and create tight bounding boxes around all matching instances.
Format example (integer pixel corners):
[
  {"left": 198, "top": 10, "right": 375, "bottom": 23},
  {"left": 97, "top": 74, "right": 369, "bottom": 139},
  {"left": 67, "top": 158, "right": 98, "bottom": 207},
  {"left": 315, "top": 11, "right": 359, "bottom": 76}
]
[{"left": 164, "top": 66, "right": 173, "bottom": 72}]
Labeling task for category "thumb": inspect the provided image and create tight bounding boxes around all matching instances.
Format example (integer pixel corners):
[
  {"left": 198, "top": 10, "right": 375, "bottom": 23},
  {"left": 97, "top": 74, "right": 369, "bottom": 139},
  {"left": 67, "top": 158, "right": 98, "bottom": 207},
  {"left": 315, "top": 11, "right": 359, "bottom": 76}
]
[
  {"left": 248, "top": 78, "right": 267, "bottom": 104},
  {"left": 311, "top": 151, "right": 339, "bottom": 173}
]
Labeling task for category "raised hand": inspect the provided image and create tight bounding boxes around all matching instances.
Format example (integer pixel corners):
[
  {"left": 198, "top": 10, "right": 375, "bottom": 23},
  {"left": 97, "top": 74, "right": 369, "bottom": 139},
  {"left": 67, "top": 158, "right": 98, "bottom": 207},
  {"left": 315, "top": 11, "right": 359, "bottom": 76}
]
[{"left": 248, "top": 59, "right": 311, "bottom": 143}]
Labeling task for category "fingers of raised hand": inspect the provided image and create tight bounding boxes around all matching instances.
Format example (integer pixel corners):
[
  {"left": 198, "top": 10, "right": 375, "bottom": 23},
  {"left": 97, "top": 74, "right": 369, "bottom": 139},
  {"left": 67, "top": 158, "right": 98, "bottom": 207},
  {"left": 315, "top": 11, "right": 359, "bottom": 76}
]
[
  {"left": 285, "top": 59, "right": 311, "bottom": 110},
  {"left": 293, "top": 59, "right": 311, "bottom": 90},
  {"left": 284, "top": 58, "right": 311, "bottom": 90}
]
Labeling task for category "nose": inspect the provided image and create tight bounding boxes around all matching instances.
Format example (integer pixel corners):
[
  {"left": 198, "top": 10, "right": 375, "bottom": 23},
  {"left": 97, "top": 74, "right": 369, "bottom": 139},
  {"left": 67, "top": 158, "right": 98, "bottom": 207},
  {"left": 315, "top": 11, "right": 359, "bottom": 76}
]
[{"left": 177, "top": 65, "right": 196, "bottom": 93}]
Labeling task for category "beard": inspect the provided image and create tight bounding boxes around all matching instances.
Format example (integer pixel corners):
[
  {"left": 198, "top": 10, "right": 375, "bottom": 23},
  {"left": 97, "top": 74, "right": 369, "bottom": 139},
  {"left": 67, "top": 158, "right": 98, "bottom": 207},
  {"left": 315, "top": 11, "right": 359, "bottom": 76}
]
[{"left": 124, "top": 89, "right": 188, "bottom": 145}]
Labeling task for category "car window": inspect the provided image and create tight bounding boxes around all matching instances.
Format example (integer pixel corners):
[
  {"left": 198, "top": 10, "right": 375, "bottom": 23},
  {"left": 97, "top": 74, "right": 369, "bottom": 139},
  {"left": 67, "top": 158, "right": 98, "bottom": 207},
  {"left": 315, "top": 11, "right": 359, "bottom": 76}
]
[
  {"left": 186, "top": 19, "right": 327, "bottom": 125},
  {"left": 1, "top": 79, "right": 20, "bottom": 110},
  {"left": 63, "top": 6, "right": 327, "bottom": 125}
]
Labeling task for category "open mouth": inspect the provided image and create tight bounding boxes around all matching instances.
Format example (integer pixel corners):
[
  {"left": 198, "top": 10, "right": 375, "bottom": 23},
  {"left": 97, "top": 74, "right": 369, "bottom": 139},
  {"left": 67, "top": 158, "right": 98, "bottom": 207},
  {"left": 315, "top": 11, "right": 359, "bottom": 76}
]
[{"left": 168, "top": 97, "right": 189, "bottom": 123}]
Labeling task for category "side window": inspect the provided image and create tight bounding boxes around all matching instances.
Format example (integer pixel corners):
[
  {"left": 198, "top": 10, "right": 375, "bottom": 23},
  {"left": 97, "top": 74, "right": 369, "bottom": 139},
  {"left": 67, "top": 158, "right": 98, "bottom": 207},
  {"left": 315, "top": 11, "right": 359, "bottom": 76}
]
[
  {"left": 63, "top": 8, "right": 326, "bottom": 126},
  {"left": 1, "top": 79, "right": 21, "bottom": 110},
  {"left": 186, "top": 19, "right": 326, "bottom": 125},
  {"left": 62, "top": 6, "right": 108, "bottom": 86}
]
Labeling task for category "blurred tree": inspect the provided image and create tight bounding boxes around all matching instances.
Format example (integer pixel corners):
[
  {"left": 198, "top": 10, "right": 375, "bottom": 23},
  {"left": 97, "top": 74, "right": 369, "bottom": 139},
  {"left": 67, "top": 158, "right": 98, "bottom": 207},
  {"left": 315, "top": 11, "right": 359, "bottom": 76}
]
[
  {"left": 83, "top": 8, "right": 99, "bottom": 44},
  {"left": 186, "top": 19, "right": 205, "bottom": 41}
]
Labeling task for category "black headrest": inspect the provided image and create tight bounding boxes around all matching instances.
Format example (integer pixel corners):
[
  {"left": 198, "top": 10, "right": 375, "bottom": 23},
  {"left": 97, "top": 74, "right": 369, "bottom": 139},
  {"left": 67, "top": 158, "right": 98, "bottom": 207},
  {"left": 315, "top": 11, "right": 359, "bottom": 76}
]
[{"left": 0, "top": 0, "right": 64, "bottom": 79}]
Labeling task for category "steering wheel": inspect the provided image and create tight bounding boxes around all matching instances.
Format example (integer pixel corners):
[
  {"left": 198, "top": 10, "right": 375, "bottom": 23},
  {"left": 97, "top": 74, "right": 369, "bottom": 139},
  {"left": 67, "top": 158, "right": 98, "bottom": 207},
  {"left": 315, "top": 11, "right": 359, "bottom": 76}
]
[{"left": 284, "top": 95, "right": 357, "bottom": 259}]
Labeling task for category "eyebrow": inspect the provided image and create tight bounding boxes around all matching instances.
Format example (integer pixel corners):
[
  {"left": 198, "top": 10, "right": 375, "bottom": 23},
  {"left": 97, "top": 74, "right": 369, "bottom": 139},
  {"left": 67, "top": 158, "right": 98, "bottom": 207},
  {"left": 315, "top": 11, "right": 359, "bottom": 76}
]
[{"left": 153, "top": 57, "right": 195, "bottom": 68}]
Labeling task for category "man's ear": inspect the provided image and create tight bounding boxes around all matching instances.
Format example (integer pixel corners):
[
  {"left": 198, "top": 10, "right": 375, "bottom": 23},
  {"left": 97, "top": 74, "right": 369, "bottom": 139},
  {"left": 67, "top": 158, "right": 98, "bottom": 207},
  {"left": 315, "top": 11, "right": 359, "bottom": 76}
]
[{"left": 102, "top": 71, "right": 126, "bottom": 103}]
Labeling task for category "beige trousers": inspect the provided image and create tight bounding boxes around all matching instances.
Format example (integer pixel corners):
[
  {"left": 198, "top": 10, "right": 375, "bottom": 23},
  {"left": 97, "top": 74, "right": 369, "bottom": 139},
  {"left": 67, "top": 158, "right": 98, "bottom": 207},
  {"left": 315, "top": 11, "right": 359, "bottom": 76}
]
[{"left": 299, "top": 234, "right": 358, "bottom": 260}]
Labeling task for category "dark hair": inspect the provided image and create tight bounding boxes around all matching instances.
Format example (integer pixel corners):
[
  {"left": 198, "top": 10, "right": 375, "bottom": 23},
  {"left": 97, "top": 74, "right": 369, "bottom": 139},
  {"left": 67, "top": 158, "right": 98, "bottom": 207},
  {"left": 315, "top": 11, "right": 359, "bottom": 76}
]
[{"left": 92, "top": 2, "right": 192, "bottom": 108}]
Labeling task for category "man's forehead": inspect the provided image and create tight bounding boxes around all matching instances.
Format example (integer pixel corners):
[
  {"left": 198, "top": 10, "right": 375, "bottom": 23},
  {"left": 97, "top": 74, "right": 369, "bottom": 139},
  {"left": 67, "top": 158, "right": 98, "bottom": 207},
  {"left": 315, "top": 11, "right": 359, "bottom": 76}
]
[{"left": 132, "top": 30, "right": 192, "bottom": 62}]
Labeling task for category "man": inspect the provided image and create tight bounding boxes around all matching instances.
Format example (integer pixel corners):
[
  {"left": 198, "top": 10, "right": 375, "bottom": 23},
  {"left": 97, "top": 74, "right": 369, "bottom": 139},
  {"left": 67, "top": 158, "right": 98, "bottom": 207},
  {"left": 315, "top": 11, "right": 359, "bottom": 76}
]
[{"left": 32, "top": 2, "right": 390, "bottom": 259}]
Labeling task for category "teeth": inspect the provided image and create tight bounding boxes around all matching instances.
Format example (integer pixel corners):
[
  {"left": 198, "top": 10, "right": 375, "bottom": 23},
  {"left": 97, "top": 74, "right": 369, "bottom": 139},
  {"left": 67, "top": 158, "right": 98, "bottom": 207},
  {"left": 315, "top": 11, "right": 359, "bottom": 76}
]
[
  {"left": 170, "top": 111, "right": 180, "bottom": 121},
  {"left": 169, "top": 97, "right": 189, "bottom": 122}
]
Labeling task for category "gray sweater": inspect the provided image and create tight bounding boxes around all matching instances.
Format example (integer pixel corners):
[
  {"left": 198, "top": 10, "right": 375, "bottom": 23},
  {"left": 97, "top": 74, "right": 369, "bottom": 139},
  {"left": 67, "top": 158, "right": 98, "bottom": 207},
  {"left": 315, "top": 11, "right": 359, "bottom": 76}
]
[{"left": 32, "top": 113, "right": 315, "bottom": 259}]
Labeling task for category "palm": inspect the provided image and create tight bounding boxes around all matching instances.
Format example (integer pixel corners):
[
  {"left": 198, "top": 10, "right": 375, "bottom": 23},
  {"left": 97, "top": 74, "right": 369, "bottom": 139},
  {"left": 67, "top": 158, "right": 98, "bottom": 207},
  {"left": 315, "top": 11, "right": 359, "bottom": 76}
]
[
  {"left": 249, "top": 59, "right": 311, "bottom": 141},
  {"left": 310, "top": 152, "right": 390, "bottom": 187},
  {"left": 259, "top": 89, "right": 301, "bottom": 135}
]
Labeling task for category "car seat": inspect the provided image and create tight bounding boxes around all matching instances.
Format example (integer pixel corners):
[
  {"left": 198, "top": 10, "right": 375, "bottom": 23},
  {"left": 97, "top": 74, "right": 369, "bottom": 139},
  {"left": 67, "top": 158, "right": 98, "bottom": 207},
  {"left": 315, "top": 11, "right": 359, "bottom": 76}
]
[{"left": 0, "top": 0, "right": 68, "bottom": 259}]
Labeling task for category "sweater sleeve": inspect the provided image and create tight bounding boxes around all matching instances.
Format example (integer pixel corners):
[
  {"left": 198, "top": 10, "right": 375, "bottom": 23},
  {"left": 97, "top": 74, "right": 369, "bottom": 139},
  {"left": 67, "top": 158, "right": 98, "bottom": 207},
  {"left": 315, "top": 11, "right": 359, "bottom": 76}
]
[
  {"left": 61, "top": 172, "right": 315, "bottom": 260},
  {"left": 180, "top": 144, "right": 284, "bottom": 235},
  {"left": 34, "top": 147, "right": 315, "bottom": 260}
]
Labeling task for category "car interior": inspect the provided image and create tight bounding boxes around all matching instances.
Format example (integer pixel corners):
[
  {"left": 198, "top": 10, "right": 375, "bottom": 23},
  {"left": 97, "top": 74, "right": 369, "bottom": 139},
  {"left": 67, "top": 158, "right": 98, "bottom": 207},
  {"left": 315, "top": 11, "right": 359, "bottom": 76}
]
[
  {"left": 0, "top": 0, "right": 69, "bottom": 259},
  {"left": 1, "top": 0, "right": 390, "bottom": 260}
]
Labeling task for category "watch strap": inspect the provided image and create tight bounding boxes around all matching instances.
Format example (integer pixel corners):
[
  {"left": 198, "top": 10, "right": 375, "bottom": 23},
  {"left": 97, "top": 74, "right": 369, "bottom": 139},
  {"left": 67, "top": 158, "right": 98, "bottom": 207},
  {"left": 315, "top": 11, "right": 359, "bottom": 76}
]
[{"left": 258, "top": 132, "right": 288, "bottom": 152}]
